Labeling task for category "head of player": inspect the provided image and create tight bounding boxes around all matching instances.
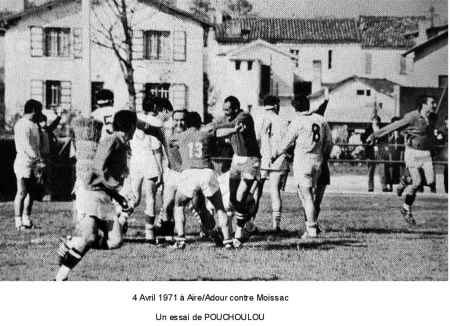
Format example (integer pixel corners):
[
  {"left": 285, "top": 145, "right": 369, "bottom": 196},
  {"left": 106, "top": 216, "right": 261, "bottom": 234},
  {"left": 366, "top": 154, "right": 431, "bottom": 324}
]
[
  {"left": 24, "top": 99, "right": 43, "bottom": 122},
  {"left": 156, "top": 97, "right": 174, "bottom": 122},
  {"left": 291, "top": 95, "right": 310, "bottom": 113},
  {"left": 417, "top": 95, "right": 437, "bottom": 119},
  {"left": 113, "top": 110, "right": 137, "bottom": 141},
  {"left": 371, "top": 115, "right": 381, "bottom": 130},
  {"left": 185, "top": 111, "right": 203, "bottom": 130},
  {"left": 223, "top": 96, "right": 241, "bottom": 121},
  {"left": 264, "top": 95, "right": 281, "bottom": 115},
  {"left": 173, "top": 110, "right": 187, "bottom": 133},
  {"left": 96, "top": 89, "right": 114, "bottom": 108}
]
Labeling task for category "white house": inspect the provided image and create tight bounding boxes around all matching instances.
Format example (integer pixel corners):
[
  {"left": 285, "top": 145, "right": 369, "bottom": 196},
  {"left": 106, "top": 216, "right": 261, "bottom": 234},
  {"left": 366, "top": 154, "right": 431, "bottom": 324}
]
[
  {"left": 402, "top": 27, "right": 448, "bottom": 88},
  {"left": 308, "top": 76, "right": 399, "bottom": 127},
  {"left": 2, "top": 0, "right": 213, "bottom": 121}
]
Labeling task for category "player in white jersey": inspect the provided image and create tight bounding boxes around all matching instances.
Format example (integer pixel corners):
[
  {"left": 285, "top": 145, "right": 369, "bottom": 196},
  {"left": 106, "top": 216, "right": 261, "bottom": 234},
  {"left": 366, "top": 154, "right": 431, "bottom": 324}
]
[
  {"left": 91, "top": 89, "right": 119, "bottom": 142},
  {"left": 125, "top": 96, "right": 168, "bottom": 243},
  {"left": 272, "top": 95, "right": 333, "bottom": 238},
  {"left": 252, "top": 96, "right": 290, "bottom": 233}
]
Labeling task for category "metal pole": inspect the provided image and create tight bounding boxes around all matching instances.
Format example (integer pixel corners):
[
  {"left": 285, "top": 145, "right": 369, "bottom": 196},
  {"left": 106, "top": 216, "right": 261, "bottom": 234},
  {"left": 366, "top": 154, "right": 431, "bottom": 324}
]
[{"left": 82, "top": 0, "right": 92, "bottom": 117}]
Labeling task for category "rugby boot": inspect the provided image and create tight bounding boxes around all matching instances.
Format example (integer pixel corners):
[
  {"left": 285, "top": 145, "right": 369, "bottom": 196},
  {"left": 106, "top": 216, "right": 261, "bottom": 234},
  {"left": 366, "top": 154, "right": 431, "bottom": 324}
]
[{"left": 400, "top": 208, "right": 416, "bottom": 225}]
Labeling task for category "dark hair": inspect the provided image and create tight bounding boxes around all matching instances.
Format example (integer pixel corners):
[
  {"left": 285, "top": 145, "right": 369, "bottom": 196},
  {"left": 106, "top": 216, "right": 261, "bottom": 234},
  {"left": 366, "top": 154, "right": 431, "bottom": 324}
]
[
  {"left": 371, "top": 115, "right": 381, "bottom": 124},
  {"left": 113, "top": 110, "right": 137, "bottom": 132},
  {"left": 24, "top": 99, "right": 43, "bottom": 114},
  {"left": 291, "top": 95, "right": 309, "bottom": 112},
  {"left": 224, "top": 96, "right": 240, "bottom": 110},
  {"left": 158, "top": 98, "right": 174, "bottom": 112},
  {"left": 185, "top": 111, "right": 202, "bottom": 129},
  {"left": 172, "top": 109, "right": 188, "bottom": 118},
  {"left": 391, "top": 116, "right": 401, "bottom": 123},
  {"left": 263, "top": 95, "right": 280, "bottom": 107},
  {"left": 417, "top": 95, "right": 435, "bottom": 111},
  {"left": 96, "top": 89, "right": 114, "bottom": 104},
  {"left": 39, "top": 114, "right": 48, "bottom": 122}
]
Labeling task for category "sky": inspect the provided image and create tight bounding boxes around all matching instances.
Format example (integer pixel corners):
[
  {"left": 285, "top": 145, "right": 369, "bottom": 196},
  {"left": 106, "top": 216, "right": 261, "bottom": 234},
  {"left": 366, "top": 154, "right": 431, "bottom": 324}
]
[{"left": 1, "top": 0, "right": 448, "bottom": 24}]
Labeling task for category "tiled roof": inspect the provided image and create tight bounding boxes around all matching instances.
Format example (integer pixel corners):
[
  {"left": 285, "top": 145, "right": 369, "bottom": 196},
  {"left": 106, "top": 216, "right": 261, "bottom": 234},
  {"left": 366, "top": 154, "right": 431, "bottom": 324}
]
[
  {"left": 216, "top": 17, "right": 361, "bottom": 44},
  {"left": 359, "top": 16, "right": 425, "bottom": 48}
]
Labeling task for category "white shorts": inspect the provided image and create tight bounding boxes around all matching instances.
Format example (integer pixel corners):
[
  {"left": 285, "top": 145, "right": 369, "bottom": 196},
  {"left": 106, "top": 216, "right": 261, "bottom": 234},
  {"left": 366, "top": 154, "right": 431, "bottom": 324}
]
[
  {"left": 14, "top": 159, "right": 37, "bottom": 179},
  {"left": 130, "top": 154, "right": 161, "bottom": 180},
  {"left": 293, "top": 156, "right": 322, "bottom": 188},
  {"left": 404, "top": 148, "right": 435, "bottom": 185},
  {"left": 75, "top": 187, "right": 118, "bottom": 222},
  {"left": 164, "top": 169, "right": 181, "bottom": 188},
  {"left": 178, "top": 168, "right": 220, "bottom": 199},
  {"left": 206, "top": 172, "right": 232, "bottom": 213}
]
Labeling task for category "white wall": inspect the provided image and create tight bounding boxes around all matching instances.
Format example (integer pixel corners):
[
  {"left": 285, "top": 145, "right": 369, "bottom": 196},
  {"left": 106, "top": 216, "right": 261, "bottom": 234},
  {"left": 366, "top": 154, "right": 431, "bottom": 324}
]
[
  {"left": 4, "top": 1, "right": 206, "bottom": 119},
  {"left": 406, "top": 43, "right": 448, "bottom": 87},
  {"left": 310, "top": 79, "right": 396, "bottom": 124}
]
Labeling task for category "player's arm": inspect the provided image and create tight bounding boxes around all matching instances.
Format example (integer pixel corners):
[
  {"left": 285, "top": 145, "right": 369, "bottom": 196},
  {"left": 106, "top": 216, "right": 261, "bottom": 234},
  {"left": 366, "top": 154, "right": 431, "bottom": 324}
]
[
  {"left": 312, "top": 87, "right": 329, "bottom": 116},
  {"left": 323, "top": 122, "right": 334, "bottom": 159},
  {"left": 368, "top": 116, "right": 412, "bottom": 142},
  {"left": 21, "top": 126, "right": 41, "bottom": 161},
  {"left": 271, "top": 122, "right": 299, "bottom": 162},
  {"left": 216, "top": 123, "right": 245, "bottom": 138}
]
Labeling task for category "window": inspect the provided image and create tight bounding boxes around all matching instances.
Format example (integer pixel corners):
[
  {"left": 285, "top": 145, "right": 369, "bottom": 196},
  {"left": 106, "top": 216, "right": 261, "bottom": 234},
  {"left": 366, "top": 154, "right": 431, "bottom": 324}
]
[
  {"left": 144, "top": 31, "right": 170, "bottom": 60},
  {"left": 439, "top": 75, "right": 448, "bottom": 88},
  {"left": 328, "top": 50, "right": 332, "bottom": 69},
  {"left": 173, "top": 31, "right": 186, "bottom": 61},
  {"left": 366, "top": 90, "right": 371, "bottom": 96},
  {"left": 46, "top": 81, "right": 61, "bottom": 108},
  {"left": 290, "top": 49, "right": 299, "bottom": 67},
  {"left": 247, "top": 61, "right": 253, "bottom": 71},
  {"left": 400, "top": 56, "right": 407, "bottom": 75},
  {"left": 91, "top": 82, "right": 104, "bottom": 111},
  {"left": 44, "top": 28, "right": 70, "bottom": 57},
  {"left": 145, "top": 83, "right": 170, "bottom": 99},
  {"left": 357, "top": 90, "right": 365, "bottom": 95},
  {"left": 364, "top": 53, "right": 372, "bottom": 75},
  {"left": 235, "top": 61, "right": 242, "bottom": 70}
]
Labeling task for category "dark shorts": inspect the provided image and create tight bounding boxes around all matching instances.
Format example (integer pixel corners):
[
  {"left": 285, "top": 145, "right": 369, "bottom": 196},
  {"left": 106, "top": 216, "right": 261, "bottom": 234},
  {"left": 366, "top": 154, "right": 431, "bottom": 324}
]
[{"left": 317, "top": 161, "right": 330, "bottom": 186}]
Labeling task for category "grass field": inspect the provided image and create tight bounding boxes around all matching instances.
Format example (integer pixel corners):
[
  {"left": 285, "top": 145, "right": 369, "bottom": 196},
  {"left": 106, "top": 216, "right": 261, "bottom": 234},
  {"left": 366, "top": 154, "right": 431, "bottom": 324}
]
[{"left": 0, "top": 192, "right": 447, "bottom": 281}]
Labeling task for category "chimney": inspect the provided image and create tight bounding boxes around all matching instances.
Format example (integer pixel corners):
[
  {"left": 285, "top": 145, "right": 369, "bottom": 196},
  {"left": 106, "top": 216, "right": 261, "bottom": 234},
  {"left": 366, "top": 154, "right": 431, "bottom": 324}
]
[
  {"left": 416, "top": 19, "right": 429, "bottom": 44},
  {"left": 312, "top": 60, "right": 322, "bottom": 94}
]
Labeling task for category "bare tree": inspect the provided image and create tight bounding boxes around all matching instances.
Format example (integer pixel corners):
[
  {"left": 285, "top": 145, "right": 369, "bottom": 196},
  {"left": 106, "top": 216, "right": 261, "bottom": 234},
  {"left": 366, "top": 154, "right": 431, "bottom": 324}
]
[
  {"left": 225, "top": 0, "right": 253, "bottom": 18},
  {"left": 190, "top": 0, "right": 214, "bottom": 21},
  {"left": 91, "top": 0, "right": 152, "bottom": 110}
]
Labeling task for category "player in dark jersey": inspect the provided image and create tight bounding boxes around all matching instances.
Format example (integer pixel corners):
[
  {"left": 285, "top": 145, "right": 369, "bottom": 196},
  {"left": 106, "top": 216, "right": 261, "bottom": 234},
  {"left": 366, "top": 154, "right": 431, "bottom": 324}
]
[
  {"left": 368, "top": 95, "right": 437, "bottom": 225},
  {"left": 213, "top": 96, "right": 261, "bottom": 248},
  {"left": 171, "top": 112, "right": 234, "bottom": 249}
]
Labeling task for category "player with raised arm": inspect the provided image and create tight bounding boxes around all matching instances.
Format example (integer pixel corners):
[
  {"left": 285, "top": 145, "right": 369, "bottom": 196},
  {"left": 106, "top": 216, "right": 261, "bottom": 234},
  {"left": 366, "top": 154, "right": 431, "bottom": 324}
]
[
  {"left": 171, "top": 112, "right": 233, "bottom": 249},
  {"left": 213, "top": 96, "right": 261, "bottom": 248},
  {"left": 91, "top": 89, "right": 119, "bottom": 141},
  {"left": 271, "top": 95, "right": 333, "bottom": 239},
  {"left": 55, "top": 110, "right": 137, "bottom": 281},
  {"left": 367, "top": 95, "right": 438, "bottom": 225},
  {"left": 126, "top": 96, "right": 166, "bottom": 243},
  {"left": 253, "top": 95, "right": 289, "bottom": 233}
]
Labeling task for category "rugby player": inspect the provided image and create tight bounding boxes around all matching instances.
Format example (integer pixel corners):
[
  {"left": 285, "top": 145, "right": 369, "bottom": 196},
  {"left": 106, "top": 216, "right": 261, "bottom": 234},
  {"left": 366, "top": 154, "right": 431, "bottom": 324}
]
[
  {"left": 213, "top": 96, "right": 262, "bottom": 247},
  {"left": 55, "top": 110, "right": 136, "bottom": 281},
  {"left": 91, "top": 89, "right": 119, "bottom": 141},
  {"left": 271, "top": 95, "right": 333, "bottom": 238},
  {"left": 172, "top": 112, "right": 233, "bottom": 249},
  {"left": 253, "top": 96, "right": 289, "bottom": 232},
  {"left": 368, "top": 95, "right": 438, "bottom": 225}
]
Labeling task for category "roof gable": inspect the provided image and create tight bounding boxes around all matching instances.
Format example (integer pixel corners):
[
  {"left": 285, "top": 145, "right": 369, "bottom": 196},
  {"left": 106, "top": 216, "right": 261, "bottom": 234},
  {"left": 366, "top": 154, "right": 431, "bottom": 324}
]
[
  {"left": 216, "top": 17, "right": 361, "bottom": 44},
  {"left": 403, "top": 30, "right": 448, "bottom": 56},
  {"left": 3, "top": 0, "right": 213, "bottom": 28},
  {"left": 226, "top": 39, "right": 295, "bottom": 59},
  {"left": 359, "top": 15, "right": 425, "bottom": 48},
  {"left": 309, "top": 76, "right": 398, "bottom": 99}
]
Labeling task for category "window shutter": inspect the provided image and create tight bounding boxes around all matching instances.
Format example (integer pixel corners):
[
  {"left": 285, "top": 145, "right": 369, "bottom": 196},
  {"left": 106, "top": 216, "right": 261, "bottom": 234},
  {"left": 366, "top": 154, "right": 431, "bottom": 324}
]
[
  {"left": 30, "top": 80, "right": 44, "bottom": 103},
  {"left": 132, "top": 30, "right": 144, "bottom": 60},
  {"left": 30, "top": 27, "right": 44, "bottom": 57},
  {"left": 73, "top": 28, "right": 82, "bottom": 58},
  {"left": 364, "top": 53, "right": 372, "bottom": 75},
  {"left": 170, "top": 84, "right": 187, "bottom": 110},
  {"left": 173, "top": 31, "right": 186, "bottom": 61},
  {"left": 134, "top": 83, "right": 144, "bottom": 111},
  {"left": 60, "top": 81, "right": 72, "bottom": 110},
  {"left": 400, "top": 56, "right": 407, "bottom": 75}
]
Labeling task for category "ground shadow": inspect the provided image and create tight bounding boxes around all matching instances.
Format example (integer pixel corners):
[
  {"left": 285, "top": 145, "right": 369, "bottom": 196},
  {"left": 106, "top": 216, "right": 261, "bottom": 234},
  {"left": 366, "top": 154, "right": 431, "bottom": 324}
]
[
  {"left": 325, "top": 227, "right": 447, "bottom": 236},
  {"left": 256, "top": 239, "right": 366, "bottom": 251},
  {"left": 168, "top": 276, "right": 280, "bottom": 281}
]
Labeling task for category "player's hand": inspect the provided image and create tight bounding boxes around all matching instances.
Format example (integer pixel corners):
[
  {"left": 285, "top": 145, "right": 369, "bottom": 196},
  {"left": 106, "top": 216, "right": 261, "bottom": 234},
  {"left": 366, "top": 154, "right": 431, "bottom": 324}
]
[
  {"left": 235, "top": 122, "right": 245, "bottom": 133},
  {"left": 270, "top": 155, "right": 277, "bottom": 164},
  {"left": 366, "top": 134, "right": 375, "bottom": 145},
  {"left": 55, "top": 107, "right": 63, "bottom": 117},
  {"left": 204, "top": 125, "right": 215, "bottom": 133}
]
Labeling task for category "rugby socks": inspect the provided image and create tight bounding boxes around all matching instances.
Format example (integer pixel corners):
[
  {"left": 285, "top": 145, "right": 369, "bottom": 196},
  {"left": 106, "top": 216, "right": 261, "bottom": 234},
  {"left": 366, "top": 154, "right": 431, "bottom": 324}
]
[
  {"left": 14, "top": 216, "right": 22, "bottom": 229},
  {"left": 403, "top": 195, "right": 416, "bottom": 211},
  {"left": 174, "top": 206, "right": 186, "bottom": 239},
  {"left": 245, "top": 220, "right": 256, "bottom": 233},
  {"left": 187, "top": 201, "right": 202, "bottom": 225},
  {"left": 272, "top": 212, "right": 281, "bottom": 229},
  {"left": 22, "top": 214, "right": 31, "bottom": 227},
  {"left": 145, "top": 215, "right": 155, "bottom": 241},
  {"left": 56, "top": 248, "right": 84, "bottom": 281},
  {"left": 235, "top": 212, "right": 249, "bottom": 240}
]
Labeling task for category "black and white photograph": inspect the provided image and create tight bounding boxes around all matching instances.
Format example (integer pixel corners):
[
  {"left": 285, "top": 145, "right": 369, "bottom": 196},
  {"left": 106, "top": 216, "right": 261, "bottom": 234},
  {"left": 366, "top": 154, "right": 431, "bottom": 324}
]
[{"left": 0, "top": 0, "right": 448, "bottom": 324}]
